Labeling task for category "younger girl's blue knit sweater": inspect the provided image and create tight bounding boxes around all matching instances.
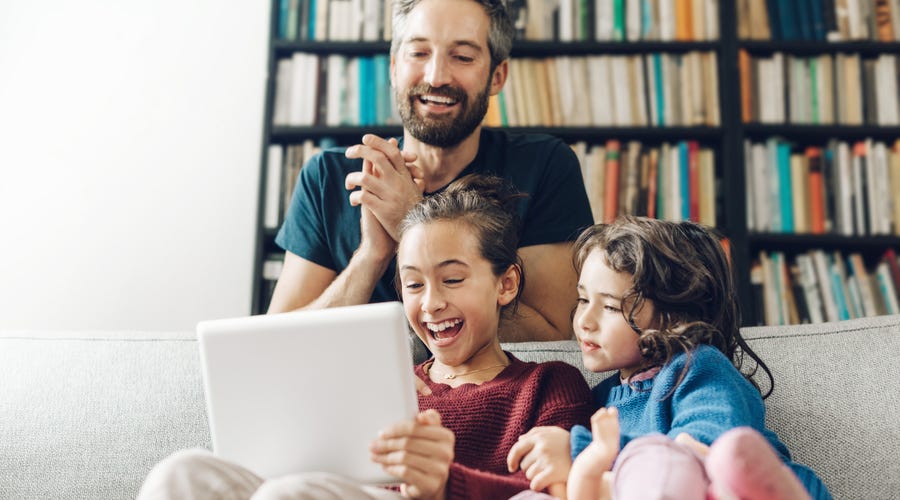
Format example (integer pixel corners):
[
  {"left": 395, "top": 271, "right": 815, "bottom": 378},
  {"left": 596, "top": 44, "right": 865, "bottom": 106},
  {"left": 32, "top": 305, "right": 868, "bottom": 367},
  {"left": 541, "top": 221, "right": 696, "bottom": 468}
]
[{"left": 570, "top": 345, "right": 831, "bottom": 500}]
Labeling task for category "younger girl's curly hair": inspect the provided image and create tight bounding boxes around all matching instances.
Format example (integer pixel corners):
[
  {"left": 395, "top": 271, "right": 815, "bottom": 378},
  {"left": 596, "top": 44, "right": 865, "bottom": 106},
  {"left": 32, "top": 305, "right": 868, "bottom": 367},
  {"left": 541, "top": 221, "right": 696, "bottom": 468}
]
[{"left": 574, "top": 216, "right": 774, "bottom": 397}]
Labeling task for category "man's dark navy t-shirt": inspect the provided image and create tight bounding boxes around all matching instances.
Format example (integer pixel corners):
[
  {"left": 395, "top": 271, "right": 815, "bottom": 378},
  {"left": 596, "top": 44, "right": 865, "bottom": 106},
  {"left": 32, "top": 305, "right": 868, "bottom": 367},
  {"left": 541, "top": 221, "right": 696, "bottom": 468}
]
[{"left": 275, "top": 128, "right": 593, "bottom": 303}]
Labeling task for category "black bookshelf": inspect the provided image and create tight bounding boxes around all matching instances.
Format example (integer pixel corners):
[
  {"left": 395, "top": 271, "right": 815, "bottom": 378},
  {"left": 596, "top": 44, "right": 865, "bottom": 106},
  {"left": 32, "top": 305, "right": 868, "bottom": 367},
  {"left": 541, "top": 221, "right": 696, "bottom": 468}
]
[{"left": 252, "top": 0, "right": 900, "bottom": 325}]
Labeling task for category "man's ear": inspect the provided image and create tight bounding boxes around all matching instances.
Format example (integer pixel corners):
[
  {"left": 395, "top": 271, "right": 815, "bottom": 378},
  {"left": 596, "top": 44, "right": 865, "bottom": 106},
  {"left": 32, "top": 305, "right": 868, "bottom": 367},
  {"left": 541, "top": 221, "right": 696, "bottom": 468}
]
[
  {"left": 489, "top": 59, "right": 508, "bottom": 96},
  {"left": 497, "top": 263, "right": 521, "bottom": 306}
]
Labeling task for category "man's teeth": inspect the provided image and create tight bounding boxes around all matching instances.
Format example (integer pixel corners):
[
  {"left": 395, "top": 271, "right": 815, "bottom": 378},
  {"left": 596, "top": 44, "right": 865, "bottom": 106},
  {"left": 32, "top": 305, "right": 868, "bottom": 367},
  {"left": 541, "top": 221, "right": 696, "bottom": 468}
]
[
  {"left": 420, "top": 95, "right": 457, "bottom": 105},
  {"left": 427, "top": 319, "right": 462, "bottom": 333}
]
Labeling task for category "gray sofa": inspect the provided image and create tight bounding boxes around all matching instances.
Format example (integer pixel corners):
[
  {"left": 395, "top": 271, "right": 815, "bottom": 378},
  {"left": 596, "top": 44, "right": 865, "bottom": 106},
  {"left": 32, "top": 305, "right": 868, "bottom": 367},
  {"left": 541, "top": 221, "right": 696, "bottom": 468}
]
[{"left": 3, "top": 315, "right": 900, "bottom": 499}]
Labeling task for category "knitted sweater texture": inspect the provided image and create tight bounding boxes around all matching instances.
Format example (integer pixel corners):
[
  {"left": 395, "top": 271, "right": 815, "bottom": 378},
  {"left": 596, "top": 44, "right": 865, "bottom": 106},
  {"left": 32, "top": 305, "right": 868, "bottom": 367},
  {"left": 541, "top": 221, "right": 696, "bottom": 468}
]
[
  {"left": 415, "top": 353, "right": 592, "bottom": 499},
  {"left": 570, "top": 345, "right": 831, "bottom": 500}
]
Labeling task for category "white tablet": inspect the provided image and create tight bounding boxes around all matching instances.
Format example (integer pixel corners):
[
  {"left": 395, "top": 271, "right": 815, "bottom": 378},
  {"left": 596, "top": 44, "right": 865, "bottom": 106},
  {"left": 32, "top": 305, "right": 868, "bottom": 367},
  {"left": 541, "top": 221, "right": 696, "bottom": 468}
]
[{"left": 197, "top": 302, "right": 418, "bottom": 483}]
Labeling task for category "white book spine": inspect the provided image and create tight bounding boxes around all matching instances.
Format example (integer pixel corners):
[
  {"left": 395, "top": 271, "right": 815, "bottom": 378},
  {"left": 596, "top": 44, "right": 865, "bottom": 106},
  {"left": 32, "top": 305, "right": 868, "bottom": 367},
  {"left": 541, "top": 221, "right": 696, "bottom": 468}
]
[
  {"left": 588, "top": 56, "right": 611, "bottom": 126},
  {"left": 812, "top": 250, "right": 840, "bottom": 322},
  {"left": 596, "top": 0, "right": 614, "bottom": 40},
  {"left": 876, "top": 262, "right": 900, "bottom": 314},
  {"left": 273, "top": 58, "right": 293, "bottom": 126},
  {"left": 658, "top": 0, "right": 674, "bottom": 41},
  {"left": 264, "top": 144, "right": 284, "bottom": 229},
  {"left": 797, "top": 254, "right": 825, "bottom": 324},
  {"left": 836, "top": 142, "right": 855, "bottom": 236},
  {"left": 611, "top": 56, "right": 632, "bottom": 126}
]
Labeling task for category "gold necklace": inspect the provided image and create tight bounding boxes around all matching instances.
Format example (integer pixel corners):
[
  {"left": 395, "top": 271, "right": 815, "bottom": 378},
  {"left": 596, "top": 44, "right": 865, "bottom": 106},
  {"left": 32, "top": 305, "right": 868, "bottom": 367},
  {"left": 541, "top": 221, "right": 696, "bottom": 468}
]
[{"left": 425, "top": 360, "right": 509, "bottom": 380}]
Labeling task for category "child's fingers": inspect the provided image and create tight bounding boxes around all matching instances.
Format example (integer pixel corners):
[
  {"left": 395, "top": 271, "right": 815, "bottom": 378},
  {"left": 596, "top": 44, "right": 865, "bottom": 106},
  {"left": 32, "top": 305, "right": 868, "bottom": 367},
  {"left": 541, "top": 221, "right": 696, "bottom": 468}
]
[
  {"left": 506, "top": 436, "right": 536, "bottom": 472},
  {"left": 590, "top": 407, "right": 619, "bottom": 441}
]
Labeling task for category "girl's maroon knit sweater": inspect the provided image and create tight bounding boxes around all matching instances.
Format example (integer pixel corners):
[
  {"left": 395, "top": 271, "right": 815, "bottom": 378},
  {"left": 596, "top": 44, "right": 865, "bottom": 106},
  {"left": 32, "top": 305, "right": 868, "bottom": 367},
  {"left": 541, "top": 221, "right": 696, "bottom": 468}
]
[{"left": 414, "top": 353, "right": 592, "bottom": 499}]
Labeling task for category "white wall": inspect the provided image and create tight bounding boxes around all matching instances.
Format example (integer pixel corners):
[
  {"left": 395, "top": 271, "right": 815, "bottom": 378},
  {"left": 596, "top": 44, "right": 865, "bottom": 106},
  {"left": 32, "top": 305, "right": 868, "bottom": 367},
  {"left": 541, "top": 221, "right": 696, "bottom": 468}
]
[{"left": 0, "top": 0, "right": 269, "bottom": 330}]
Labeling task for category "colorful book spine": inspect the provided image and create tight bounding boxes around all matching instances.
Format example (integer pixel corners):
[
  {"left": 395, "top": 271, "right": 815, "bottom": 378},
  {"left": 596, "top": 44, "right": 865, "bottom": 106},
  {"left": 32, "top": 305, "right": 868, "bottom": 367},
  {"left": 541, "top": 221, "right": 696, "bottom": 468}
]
[
  {"left": 776, "top": 141, "right": 794, "bottom": 232},
  {"left": 603, "top": 140, "right": 621, "bottom": 223}
]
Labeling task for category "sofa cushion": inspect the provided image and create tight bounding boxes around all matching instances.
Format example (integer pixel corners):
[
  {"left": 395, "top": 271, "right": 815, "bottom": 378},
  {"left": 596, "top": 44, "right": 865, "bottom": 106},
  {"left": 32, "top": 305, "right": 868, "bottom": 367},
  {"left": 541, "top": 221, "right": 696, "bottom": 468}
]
[{"left": 0, "top": 331, "right": 209, "bottom": 499}]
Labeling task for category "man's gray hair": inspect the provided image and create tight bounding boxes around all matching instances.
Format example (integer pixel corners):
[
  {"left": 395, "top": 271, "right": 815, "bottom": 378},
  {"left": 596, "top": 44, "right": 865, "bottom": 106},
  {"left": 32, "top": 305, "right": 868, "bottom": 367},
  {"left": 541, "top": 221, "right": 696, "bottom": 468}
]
[{"left": 390, "top": 0, "right": 515, "bottom": 71}]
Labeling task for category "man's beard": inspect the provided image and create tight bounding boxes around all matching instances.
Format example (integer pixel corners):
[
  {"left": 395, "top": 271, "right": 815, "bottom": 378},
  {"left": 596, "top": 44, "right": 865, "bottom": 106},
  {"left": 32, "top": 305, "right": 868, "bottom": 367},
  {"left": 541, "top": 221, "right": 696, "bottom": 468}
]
[{"left": 396, "top": 80, "right": 491, "bottom": 148}]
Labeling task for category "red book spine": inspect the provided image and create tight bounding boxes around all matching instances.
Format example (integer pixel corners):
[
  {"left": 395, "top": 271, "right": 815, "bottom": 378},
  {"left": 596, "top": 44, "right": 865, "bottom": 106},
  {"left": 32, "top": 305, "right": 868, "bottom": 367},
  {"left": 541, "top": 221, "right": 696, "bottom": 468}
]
[
  {"left": 688, "top": 141, "right": 700, "bottom": 222},
  {"left": 807, "top": 146, "right": 826, "bottom": 234}
]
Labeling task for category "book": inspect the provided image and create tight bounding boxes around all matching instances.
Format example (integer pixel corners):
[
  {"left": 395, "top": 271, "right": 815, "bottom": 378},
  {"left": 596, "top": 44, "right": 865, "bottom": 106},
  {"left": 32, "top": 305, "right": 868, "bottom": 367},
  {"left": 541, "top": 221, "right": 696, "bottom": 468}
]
[
  {"left": 748, "top": 261, "right": 765, "bottom": 325},
  {"left": 699, "top": 148, "right": 716, "bottom": 226},
  {"left": 875, "top": 261, "right": 900, "bottom": 314},
  {"left": 776, "top": 140, "right": 794, "bottom": 232},
  {"left": 806, "top": 147, "right": 826, "bottom": 234},
  {"left": 790, "top": 152, "right": 809, "bottom": 233},
  {"left": 875, "top": 0, "right": 895, "bottom": 41},
  {"left": 892, "top": 140, "right": 900, "bottom": 234},
  {"left": 264, "top": 145, "right": 284, "bottom": 229},
  {"left": 687, "top": 140, "right": 700, "bottom": 221},
  {"left": 587, "top": 144, "right": 607, "bottom": 223},
  {"left": 848, "top": 253, "right": 878, "bottom": 316},
  {"left": 811, "top": 249, "right": 840, "bottom": 322},
  {"left": 797, "top": 253, "right": 826, "bottom": 323},
  {"left": 829, "top": 251, "right": 854, "bottom": 320},
  {"left": 880, "top": 248, "right": 900, "bottom": 300},
  {"left": 603, "top": 140, "right": 621, "bottom": 223},
  {"left": 647, "top": 147, "right": 659, "bottom": 218}
]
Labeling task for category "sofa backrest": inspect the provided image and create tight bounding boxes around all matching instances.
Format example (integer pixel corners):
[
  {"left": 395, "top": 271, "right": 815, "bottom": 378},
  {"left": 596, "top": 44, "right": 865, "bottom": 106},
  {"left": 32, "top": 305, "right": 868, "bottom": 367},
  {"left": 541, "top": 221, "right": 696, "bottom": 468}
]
[
  {"left": 3, "top": 315, "right": 899, "bottom": 499},
  {"left": 505, "top": 314, "right": 900, "bottom": 500},
  {"left": 0, "top": 331, "right": 210, "bottom": 499}
]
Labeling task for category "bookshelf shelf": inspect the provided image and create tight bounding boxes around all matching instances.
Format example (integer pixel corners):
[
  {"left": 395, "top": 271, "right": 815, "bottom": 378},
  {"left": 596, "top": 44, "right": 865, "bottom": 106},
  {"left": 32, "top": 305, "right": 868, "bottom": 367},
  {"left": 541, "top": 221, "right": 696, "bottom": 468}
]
[
  {"left": 272, "top": 40, "right": 722, "bottom": 57},
  {"left": 742, "top": 125, "right": 900, "bottom": 140},
  {"left": 738, "top": 40, "right": 900, "bottom": 55},
  {"left": 270, "top": 125, "right": 724, "bottom": 143},
  {"left": 748, "top": 234, "right": 900, "bottom": 250},
  {"left": 510, "top": 41, "right": 720, "bottom": 56},
  {"left": 274, "top": 40, "right": 391, "bottom": 56},
  {"left": 253, "top": 0, "right": 900, "bottom": 326}
]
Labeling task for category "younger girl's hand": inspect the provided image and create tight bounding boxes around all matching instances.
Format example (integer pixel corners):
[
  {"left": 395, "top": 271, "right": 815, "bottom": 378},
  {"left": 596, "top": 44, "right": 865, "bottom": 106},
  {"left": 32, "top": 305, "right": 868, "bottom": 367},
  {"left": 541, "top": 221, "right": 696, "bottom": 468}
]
[
  {"left": 370, "top": 409, "right": 453, "bottom": 500},
  {"left": 506, "top": 426, "right": 573, "bottom": 492}
]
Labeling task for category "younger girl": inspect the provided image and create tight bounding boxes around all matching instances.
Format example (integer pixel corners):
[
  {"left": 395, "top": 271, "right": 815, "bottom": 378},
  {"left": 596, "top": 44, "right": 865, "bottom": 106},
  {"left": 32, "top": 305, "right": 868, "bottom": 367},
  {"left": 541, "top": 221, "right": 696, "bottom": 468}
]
[
  {"left": 137, "top": 174, "right": 591, "bottom": 500},
  {"left": 507, "top": 216, "right": 831, "bottom": 500}
]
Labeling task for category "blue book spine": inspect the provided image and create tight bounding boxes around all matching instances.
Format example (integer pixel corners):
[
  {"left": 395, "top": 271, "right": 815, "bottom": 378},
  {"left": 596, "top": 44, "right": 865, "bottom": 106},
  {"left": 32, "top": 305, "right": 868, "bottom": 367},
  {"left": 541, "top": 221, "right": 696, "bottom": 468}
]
[
  {"left": 653, "top": 54, "right": 664, "bottom": 126},
  {"left": 808, "top": 0, "right": 826, "bottom": 40},
  {"left": 373, "top": 54, "right": 390, "bottom": 125},
  {"left": 776, "top": 142, "right": 794, "bottom": 232},
  {"left": 765, "top": 0, "right": 782, "bottom": 39},
  {"left": 279, "top": 0, "right": 290, "bottom": 39},
  {"left": 829, "top": 256, "right": 851, "bottom": 320},
  {"left": 359, "top": 57, "right": 374, "bottom": 126},
  {"left": 308, "top": 0, "right": 317, "bottom": 40},
  {"left": 779, "top": 1, "right": 799, "bottom": 41},
  {"left": 679, "top": 141, "right": 690, "bottom": 220},
  {"left": 795, "top": 0, "right": 813, "bottom": 40},
  {"left": 640, "top": 0, "right": 653, "bottom": 38}
]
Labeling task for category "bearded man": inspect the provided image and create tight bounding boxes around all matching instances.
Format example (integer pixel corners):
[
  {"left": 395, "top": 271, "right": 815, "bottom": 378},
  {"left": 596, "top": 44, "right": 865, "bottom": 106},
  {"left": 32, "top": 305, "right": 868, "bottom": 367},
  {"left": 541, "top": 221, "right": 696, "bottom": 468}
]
[{"left": 268, "top": 0, "right": 592, "bottom": 343}]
